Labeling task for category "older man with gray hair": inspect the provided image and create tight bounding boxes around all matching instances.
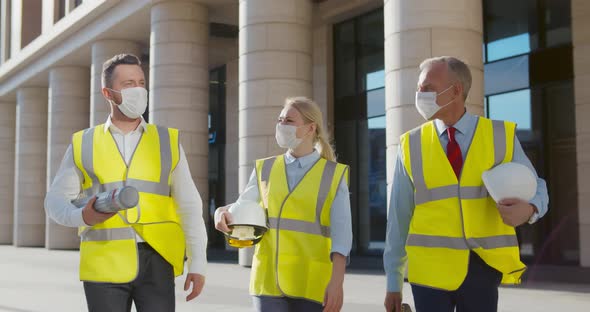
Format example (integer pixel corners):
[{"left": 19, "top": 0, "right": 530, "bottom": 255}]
[{"left": 383, "top": 56, "right": 549, "bottom": 312}]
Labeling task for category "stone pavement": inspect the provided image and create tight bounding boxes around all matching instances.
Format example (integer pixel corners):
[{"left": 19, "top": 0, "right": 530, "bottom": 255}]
[{"left": 0, "top": 246, "right": 589, "bottom": 312}]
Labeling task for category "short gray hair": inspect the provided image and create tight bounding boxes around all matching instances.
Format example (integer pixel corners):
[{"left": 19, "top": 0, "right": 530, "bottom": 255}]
[{"left": 419, "top": 56, "right": 472, "bottom": 100}]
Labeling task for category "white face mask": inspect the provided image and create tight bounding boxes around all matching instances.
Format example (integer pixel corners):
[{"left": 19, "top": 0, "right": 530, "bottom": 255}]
[
  {"left": 275, "top": 124, "right": 304, "bottom": 149},
  {"left": 109, "top": 87, "right": 148, "bottom": 119},
  {"left": 415, "top": 85, "right": 455, "bottom": 120}
]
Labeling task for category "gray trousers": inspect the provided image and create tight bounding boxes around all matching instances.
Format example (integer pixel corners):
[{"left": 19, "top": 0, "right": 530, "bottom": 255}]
[
  {"left": 83, "top": 243, "right": 175, "bottom": 312},
  {"left": 252, "top": 296, "right": 323, "bottom": 312}
]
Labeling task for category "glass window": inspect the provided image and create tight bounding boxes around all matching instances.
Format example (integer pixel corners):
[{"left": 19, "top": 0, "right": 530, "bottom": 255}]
[
  {"left": 334, "top": 20, "right": 356, "bottom": 99},
  {"left": 56, "top": 0, "right": 66, "bottom": 23},
  {"left": 545, "top": 0, "right": 572, "bottom": 47},
  {"left": 21, "top": 0, "right": 42, "bottom": 48},
  {"left": 366, "top": 69, "right": 385, "bottom": 90},
  {"left": 208, "top": 66, "right": 227, "bottom": 249},
  {"left": 334, "top": 9, "right": 386, "bottom": 253},
  {"left": 487, "top": 89, "right": 532, "bottom": 130},
  {"left": 368, "top": 115, "right": 385, "bottom": 129},
  {"left": 367, "top": 88, "right": 385, "bottom": 118},
  {"left": 484, "top": 55, "right": 529, "bottom": 95},
  {"left": 357, "top": 11, "right": 384, "bottom": 92},
  {"left": 484, "top": 0, "right": 538, "bottom": 62},
  {"left": 487, "top": 33, "right": 531, "bottom": 62}
]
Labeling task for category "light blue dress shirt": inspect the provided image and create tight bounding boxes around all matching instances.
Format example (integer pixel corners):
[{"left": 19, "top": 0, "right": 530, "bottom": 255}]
[
  {"left": 238, "top": 150, "right": 353, "bottom": 257},
  {"left": 383, "top": 112, "right": 549, "bottom": 292}
]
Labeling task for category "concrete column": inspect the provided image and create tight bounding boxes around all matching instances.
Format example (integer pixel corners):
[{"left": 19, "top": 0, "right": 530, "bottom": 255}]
[
  {"left": 572, "top": 0, "right": 590, "bottom": 267},
  {"left": 42, "top": 0, "right": 55, "bottom": 33},
  {"left": 13, "top": 87, "right": 47, "bottom": 247},
  {"left": 90, "top": 40, "right": 141, "bottom": 127},
  {"left": 46, "top": 66, "right": 89, "bottom": 249},
  {"left": 312, "top": 24, "right": 333, "bottom": 132},
  {"left": 383, "top": 0, "right": 484, "bottom": 210},
  {"left": 149, "top": 1, "right": 210, "bottom": 228},
  {"left": 0, "top": 0, "right": 10, "bottom": 63},
  {"left": 10, "top": 0, "right": 22, "bottom": 56},
  {"left": 225, "top": 59, "right": 239, "bottom": 204},
  {"left": 65, "top": 0, "right": 76, "bottom": 14},
  {"left": 0, "top": 101, "right": 16, "bottom": 244},
  {"left": 238, "top": 0, "right": 313, "bottom": 265}
]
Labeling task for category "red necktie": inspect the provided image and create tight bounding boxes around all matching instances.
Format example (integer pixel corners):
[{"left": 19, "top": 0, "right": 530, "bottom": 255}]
[{"left": 447, "top": 127, "right": 463, "bottom": 179}]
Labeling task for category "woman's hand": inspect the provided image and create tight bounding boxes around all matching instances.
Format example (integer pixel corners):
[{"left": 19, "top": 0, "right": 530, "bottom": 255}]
[
  {"left": 214, "top": 204, "right": 233, "bottom": 233},
  {"left": 323, "top": 253, "right": 346, "bottom": 312}
]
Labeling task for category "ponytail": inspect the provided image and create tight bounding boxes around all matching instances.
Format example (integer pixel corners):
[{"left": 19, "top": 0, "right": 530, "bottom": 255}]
[{"left": 315, "top": 127, "right": 336, "bottom": 162}]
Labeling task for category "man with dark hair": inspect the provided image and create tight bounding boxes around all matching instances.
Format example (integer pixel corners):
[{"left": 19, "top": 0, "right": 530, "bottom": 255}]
[{"left": 45, "top": 53, "right": 207, "bottom": 312}]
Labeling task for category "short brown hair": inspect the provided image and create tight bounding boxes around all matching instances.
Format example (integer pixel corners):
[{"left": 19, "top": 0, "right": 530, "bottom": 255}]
[{"left": 101, "top": 53, "right": 141, "bottom": 88}]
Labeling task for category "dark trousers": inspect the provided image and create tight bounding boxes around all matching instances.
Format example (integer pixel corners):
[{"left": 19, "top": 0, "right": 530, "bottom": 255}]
[
  {"left": 411, "top": 252, "right": 502, "bottom": 312},
  {"left": 253, "top": 296, "right": 323, "bottom": 312},
  {"left": 83, "top": 243, "right": 175, "bottom": 312}
]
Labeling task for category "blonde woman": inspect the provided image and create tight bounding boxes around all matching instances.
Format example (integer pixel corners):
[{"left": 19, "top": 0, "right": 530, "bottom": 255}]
[{"left": 215, "top": 97, "right": 352, "bottom": 312}]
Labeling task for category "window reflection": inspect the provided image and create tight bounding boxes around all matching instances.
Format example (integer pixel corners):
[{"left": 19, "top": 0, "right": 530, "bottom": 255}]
[
  {"left": 487, "top": 33, "right": 531, "bottom": 62},
  {"left": 334, "top": 9, "right": 386, "bottom": 252},
  {"left": 366, "top": 70, "right": 385, "bottom": 90},
  {"left": 487, "top": 89, "right": 532, "bottom": 130},
  {"left": 484, "top": 55, "right": 529, "bottom": 95},
  {"left": 368, "top": 115, "right": 385, "bottom": 129},
  {"left": 367, "top": 88, "right": 385, "bottom": 118}
]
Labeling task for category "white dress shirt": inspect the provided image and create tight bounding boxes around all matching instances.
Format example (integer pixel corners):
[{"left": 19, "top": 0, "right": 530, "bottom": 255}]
[{"left": 44, "top": 117, "right": 208, "bottom": 275}]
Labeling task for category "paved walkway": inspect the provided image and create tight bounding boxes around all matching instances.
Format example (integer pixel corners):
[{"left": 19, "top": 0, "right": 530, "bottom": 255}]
[{"left": 0, "top": 246, "right": 589, "bottom": 311}]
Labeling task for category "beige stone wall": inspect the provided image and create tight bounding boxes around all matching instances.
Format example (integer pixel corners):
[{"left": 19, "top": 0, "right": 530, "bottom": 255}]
[
  {"left": 45, "top": 66, "right": 89, "bottom": 249},
  {"left": 312, "top": 24, "right": 333, "bottom": 134},
  {"left": 572, "top": 0, "right": 590, "bottom": 267},
  {"left": 238, "top": 0, "right": 313, "bottom": 265},
  {"left": 90, "top": 40, "right": 142, "bottom": 127},
  {"left": 383, "top": 0, "right": 484, "bottom": 189},
  {"left": 149, "top": 1, "right": 210, "bottom": 226},
  {"left": 0, "top": 101, "right": 15, "bottom": 244},
  {"left": 13, "top": 87, "right": 47, "bottom": 247},
  {"left": 225, "top": 59, "right": 239, "bottom": 204}
]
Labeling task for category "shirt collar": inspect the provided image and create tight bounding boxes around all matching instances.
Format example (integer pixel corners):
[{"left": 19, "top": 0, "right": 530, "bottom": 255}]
[
  {"left": 434, "top": 111, "right": 475, "bottom": 137},
  {"left": 284, "top": 150, "right": 321, "bottom": 168},
  {"left": 104, "top": 116, "right": 148, "bottom": 134}
]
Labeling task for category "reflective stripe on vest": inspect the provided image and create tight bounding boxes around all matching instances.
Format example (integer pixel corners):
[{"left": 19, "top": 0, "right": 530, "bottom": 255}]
[
  {"left": 250, "top": 155, "right": 349, "bottom": 303},
  {"left": 74, "top": 124, "right": 186, "bottom": 283},
  {"left": 81, "top": 125, "right": 173, "bottom": 197},
  {"left": 408, "top": 119, "right": 507, "bottom": 206},
  {"left": 263, "top": 158, "right": 337, "bottom": 238},
  {"left": 82, "top": 227, "right": 136, "bottom": 241},
  {"left": 406, "top": 234, "right": 518, "bottom": 249},
  {"left": 406, "top": 119, "right": 514, "bottom": 249}
]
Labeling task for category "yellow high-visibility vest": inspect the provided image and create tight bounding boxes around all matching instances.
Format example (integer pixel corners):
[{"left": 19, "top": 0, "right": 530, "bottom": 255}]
[
  {"left": 250, "top": 155, "right": 349, "bottom": 304},
  {"left": 400, "top": 117, "right": 526, "bottom": 290},
  {"left": 72, "top": 123, "right": 185, "bottom": 283}
]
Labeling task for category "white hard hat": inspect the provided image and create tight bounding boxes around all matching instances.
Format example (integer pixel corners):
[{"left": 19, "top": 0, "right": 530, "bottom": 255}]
[
  {"left": 224, "top": 199, "right": 268, "bottom": 248},
  {"left": 482, "top": 162, "right": 537, "bottom": 202}
]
